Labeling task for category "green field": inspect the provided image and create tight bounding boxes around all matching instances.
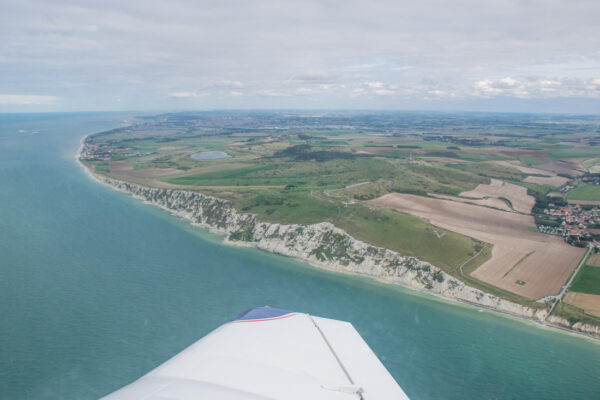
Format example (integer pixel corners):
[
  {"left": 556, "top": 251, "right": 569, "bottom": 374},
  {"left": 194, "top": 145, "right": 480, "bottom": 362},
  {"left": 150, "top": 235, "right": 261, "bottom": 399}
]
[
  {"left": 224, "top": 188, "right": 487, "bottom": 272},
  {"left": 236, "top": 190, "right": 340, "bottom": 225},
  {"left": 570, "top": 265, "right": 600, "bottom": 295},
  {"left": 548, "top": 149, "right": 600, "bottom": 159},
  {"left": 567, "top": 184, "right": 600, "bottom": 201},
  {"left": 167, "top": 158, "right": 398, "bottom": 189},
  {"left": 331, "top": 205, "right": 484, "bottom": 271},
  {"left": 89, "top": 161, "right": 109, "bottom": 172}
]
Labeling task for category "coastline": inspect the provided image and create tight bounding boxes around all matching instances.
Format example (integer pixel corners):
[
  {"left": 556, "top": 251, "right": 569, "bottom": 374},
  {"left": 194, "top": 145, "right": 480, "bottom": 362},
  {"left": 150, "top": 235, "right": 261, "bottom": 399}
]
[{"left": 76, "top": 135, "right": 600, "bottom": 341}]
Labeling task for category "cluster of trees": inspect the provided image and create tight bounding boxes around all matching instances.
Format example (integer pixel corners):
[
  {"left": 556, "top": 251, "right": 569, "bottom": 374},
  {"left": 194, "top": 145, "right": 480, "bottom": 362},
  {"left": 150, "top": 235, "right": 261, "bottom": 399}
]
[
  {"left": 422, "top": 135, "right": 490, "bottom": 146},
  {"left": 531, "top": 196, "right": 567, "bottom": 215},
  {"left": 531, "top": 195, "right": 568, "bottom": 228}
]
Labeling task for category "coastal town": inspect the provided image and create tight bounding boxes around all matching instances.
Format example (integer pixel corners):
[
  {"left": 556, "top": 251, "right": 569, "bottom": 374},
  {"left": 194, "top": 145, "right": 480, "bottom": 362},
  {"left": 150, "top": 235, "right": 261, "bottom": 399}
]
[
  {"left": 80, "top": 142, "right": 151, "bottom": 161},
  {"left": 535, "top": 174, "right": 600, "bottom": 251},
  {"left": 539, "top": 202, "right": 600, "bottom": 248}
]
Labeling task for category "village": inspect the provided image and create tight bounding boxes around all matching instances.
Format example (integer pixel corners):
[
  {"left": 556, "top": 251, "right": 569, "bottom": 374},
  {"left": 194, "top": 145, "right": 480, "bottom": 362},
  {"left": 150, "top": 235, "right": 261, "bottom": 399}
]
[
  {"left": 80, "top": 141, "right": 150, "bottom": 161},
  {"left": 540, "top": 202, "right": 600, "bottom": 250}
]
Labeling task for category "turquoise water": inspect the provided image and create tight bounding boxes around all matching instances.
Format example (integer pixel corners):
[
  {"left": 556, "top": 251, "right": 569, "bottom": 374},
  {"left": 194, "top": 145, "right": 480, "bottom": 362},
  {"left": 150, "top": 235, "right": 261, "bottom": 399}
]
[
  {"left": 0, "top": 113, "right": 599, "bottom": 399},
  {"left": 190, "top": 151, "right": 231, "bottom": 160}
]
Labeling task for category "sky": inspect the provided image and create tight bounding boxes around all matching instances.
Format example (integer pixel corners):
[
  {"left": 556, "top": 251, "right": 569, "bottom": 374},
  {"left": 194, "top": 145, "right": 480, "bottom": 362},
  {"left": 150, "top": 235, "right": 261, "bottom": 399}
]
[{"left": 1, "top": 0, "right": 599, "bottom": 113}]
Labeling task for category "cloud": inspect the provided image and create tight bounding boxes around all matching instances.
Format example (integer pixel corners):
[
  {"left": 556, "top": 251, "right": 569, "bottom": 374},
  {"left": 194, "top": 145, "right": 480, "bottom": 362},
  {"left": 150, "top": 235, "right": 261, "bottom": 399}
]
[
  {"left": 167, "top": 91, "right": 203, "bottom": 98},
  {"left": 374, "top": 88, "right": 395, "bottom": 96},
  {"left": 366, "top": 82, "right": 384, "bottom": 89},
  {"left": 348, "top": 82, "right": 397, "bottom": 96},
  {"left": 1, "top": 0, "right": 599, "bottom": 111},
  {"left": 0, "top": 94, "right": 60, "bottom": 105},
  {"left": 258, "top": 89, "right": 293, "bottom": 97},
  {"left": 472, "top": 77, "right": 600, "bottom": 98},
  {"left": 290, "top": 73, "right": 341, "bottom": 84},
  {"left": 350, "top": 88, "right": 366, "bottom": 97}
]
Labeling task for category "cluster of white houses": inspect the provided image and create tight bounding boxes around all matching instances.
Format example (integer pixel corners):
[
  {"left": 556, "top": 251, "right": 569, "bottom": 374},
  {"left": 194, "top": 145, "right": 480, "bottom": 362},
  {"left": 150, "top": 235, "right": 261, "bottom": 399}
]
[{"left": 543, "top": 203, "right": 600, "bottom": 249}]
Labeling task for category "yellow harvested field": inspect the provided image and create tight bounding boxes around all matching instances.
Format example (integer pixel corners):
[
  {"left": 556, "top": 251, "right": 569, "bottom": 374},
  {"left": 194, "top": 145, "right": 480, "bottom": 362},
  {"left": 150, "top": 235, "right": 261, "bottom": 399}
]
[
  {"left": 567, "top": 200, "right": 600, "bottom": 206},
  {"left": 564, "top": 292, "right": 600, "bottom": 317},
  {"left": 430, "top": 193, "right": 512, "bottom": 212},
  {"left": 493, "top": 160, "right": 553, "bottom": 176},
  {"left": 536, "top": 160, "right": 585, "bottom": 177},
  {"left": 523, "top": 175, "right": 570, "bottom": 187},
  {"left": 459, "top": 179, "right": 535, "bottom": 214},
  {"left": 368, "top": 193, "right": 585, "bottom": 299},
  {"left": 589, "top": 164, "right": 600, "bottom": 173},
  {"left": 493, "top": 161, "right": 570, "bottom": 188},
  {"left": 587, "top": 254, "right": 600, "bottom": 267}
]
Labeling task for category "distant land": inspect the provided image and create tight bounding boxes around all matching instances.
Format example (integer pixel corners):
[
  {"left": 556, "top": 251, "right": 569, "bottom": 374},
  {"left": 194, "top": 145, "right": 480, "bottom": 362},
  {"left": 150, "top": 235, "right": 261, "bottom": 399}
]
[{"left": 80, "top": 111, "right": 600, "bottom": 338}]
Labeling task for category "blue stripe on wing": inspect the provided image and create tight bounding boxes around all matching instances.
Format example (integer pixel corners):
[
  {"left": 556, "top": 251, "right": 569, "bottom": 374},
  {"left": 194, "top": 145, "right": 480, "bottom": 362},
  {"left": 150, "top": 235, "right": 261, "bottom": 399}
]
[{"left": 233, "top": 306, "right": 295, "bottom": 322}]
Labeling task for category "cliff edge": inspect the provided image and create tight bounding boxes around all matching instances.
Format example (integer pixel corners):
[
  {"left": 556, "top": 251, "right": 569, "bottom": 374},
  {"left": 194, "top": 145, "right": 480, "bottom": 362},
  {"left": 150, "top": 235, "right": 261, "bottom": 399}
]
[{"left": 91, "top": 173, "right": 600, "bottom": 339}]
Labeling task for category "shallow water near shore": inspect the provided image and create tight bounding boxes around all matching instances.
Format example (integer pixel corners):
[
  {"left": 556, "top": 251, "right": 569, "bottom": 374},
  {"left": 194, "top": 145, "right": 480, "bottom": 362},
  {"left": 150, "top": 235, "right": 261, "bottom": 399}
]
[{"left": 1, "top": 112, "right": 599, "bottom": 400}]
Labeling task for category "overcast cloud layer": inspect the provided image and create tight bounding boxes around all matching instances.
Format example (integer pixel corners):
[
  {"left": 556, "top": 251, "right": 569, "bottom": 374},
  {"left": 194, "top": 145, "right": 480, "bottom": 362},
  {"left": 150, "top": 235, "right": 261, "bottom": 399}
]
[{"left": 1, "top": 0, "right": 599, "bottom": 113}]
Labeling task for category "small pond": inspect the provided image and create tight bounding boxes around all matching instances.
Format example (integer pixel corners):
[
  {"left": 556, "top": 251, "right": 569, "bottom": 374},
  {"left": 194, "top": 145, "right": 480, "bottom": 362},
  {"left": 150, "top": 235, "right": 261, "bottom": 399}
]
[{"left": 190, "top": 151, "right": 231, "bottom": 160}]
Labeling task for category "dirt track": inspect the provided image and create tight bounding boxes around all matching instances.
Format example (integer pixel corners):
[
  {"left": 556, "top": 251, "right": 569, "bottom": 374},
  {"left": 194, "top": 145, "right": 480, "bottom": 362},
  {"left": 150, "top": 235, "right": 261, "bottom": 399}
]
[{"left": 369, "top": 193, "right": 585, "bottom": 299}]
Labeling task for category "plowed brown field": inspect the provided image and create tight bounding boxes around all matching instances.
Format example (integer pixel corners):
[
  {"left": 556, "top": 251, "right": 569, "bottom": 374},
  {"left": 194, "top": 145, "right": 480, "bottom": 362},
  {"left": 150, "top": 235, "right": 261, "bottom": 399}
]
[
  {"left": 587, "top": 255, "right": 600, "bottom": 267},
  {"left": 523, "top": 175, "right": 570, "bottom": 187},
  {"left": 368, "top": 193, "right": 585, "bottom": 299},
  {"left": 459, "top": 179, "right": 535, "bottom": 214}
]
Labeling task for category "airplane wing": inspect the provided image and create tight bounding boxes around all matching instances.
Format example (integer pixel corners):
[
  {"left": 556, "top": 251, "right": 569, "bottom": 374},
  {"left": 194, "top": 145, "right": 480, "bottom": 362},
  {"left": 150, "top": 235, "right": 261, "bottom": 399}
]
[{"left": 102, "top": 307, "right": 410, "bottom": 400}]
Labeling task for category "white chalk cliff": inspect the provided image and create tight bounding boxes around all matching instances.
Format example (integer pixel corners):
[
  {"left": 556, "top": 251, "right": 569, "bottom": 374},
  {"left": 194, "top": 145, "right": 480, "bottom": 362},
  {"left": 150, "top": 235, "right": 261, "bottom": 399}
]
[{"left": 94, "top": 174, "right": 600, "bottom": 339}]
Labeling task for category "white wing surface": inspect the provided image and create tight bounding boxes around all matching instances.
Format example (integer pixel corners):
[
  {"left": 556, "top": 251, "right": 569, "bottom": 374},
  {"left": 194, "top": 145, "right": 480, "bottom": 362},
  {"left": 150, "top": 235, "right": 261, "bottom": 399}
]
[{"left": 102, "top": 307, "right": 409, "bottom": 400}]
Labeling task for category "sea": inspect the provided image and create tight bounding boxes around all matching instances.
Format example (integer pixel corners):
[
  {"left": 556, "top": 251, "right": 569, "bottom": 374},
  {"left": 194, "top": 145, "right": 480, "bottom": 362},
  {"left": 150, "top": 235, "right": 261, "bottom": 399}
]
[{"left": 0, "top": 112, "right": 598, "bottom": 399}]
